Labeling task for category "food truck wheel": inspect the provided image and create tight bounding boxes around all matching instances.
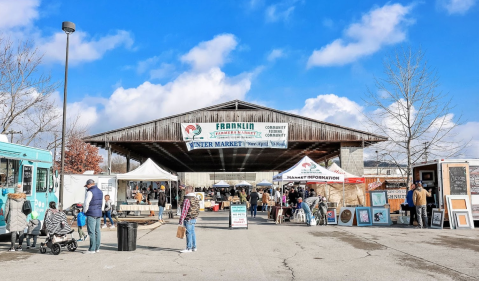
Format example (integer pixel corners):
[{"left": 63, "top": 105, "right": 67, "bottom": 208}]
[{"left": 51, "top": 243, "right": 61, "bottom": 255}]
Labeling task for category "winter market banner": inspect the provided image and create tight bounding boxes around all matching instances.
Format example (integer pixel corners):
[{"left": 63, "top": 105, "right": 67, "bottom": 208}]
[{"left": 181, "top": 123, "right": 288, "bottom": 151}]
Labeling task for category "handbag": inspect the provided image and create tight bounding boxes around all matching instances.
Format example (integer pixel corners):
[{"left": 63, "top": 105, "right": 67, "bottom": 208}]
[{"left": 176, "top": 225, "right": 186, "bottom": 239}]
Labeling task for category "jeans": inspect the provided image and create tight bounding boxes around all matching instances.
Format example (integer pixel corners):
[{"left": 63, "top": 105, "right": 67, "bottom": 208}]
[
  {"left": 11, "top": 231, "right": 24, "bottom": 248},
  {"left": 103, "top": 211, "right": 114, "bottom": 226},
  {"left": 409, "top": 206, "right": 417, "bottom": 225},
  {"left": 416, "top": 205, "right": 428, "bottom": 228},
  {"left": 262, "top": 203, "right": 267, "bottom": 211},
  {"left": 27, "top": 235, "right": 38, "bottom": 246},
  {"left": 184, "top": 219, "right": 197, "bottom": 250},
  {"left": 158, "top": 206, "right": 165, "bottom": 220},
  {"left": 86, "top": 216, "right": 101, "bottom": 252},
  {"left": 251, "top": 204, "right": 257, "bottom": 217},
  {"left": 302, "top": 203, "right": 312, "bottom": 225}
]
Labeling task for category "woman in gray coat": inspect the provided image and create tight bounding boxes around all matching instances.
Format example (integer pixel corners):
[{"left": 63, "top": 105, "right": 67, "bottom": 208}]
[{"left": 5, "top": 184, "right": 28, "bottom": 252}]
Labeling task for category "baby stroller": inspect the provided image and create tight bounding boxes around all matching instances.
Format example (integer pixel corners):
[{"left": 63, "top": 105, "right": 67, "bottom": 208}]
[{"left": 39, "top": 210, "right": 78, "bottom": 255}]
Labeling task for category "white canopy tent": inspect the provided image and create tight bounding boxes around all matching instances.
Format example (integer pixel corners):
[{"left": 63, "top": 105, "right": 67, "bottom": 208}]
[
  {"left": 213, "top": 180, "right": 230, "bottom": 188},
  {"left": 235, "top": 180, "right": 252, "bottom": 187},
  {"left": 273, "top": 156, "right": 345, "bottom": 207},
  {"left": 256, "top": 180, "right": 273, "bottom": 186},
  {"left": 116, "top": 158, "right": 178, "bottom": 204}
]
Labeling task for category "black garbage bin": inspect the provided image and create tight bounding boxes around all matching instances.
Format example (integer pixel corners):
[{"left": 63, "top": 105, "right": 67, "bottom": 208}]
[{"left": 117, "top": 222, "right": 138, "bottom": 251}]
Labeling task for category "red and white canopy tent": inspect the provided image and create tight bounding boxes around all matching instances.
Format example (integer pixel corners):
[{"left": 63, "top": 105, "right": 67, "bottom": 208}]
[{"left": 273, "top": 156, "right": 345, "bottom": 207}]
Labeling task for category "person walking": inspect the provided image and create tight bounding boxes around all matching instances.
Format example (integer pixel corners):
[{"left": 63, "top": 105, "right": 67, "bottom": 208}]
[
  {"left": 5, "top": 184, "right": 27, "bottom": 252},
  {"left": 83, "top": 179, "right": 105, "bottom": 254},
  {"left": 262, "top": 189, "right": 269, "bottom": 212},
  {"left": 102, "top": 195, "right": 115, "bottom": 228},
  {"left": 158, "top": 185, "right": 167, "bottom": 223},
  {"left": 239, "top": 189, "right": 248, "bottom": 204},
  {"left": 25, "top": 211, "right": 41, "bottom": 249},
  {"left": 249, "top": 188, "right": 260, "bottom": 218},
  {"left": 406, "top": 183, "right": 417, "bottom": 226},
  {"left": 413, "top": 182, "right": 432, "bottom": 229},
  {"left": 179, "top": 186, "right": 200, "bottom": 253}
]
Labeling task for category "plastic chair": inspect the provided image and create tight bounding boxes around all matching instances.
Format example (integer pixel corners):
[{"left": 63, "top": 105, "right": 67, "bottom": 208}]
[
  {"left": 276, "top": 209, "right": 284, "bottom": 224},
  {"left": 293, "top": 209, "right": 306, "bottom": 222}
]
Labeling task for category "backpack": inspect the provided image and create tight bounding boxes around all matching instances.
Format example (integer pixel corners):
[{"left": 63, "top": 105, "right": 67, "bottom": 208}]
[
  {"left": 77, "top": 212, "right": 86, "bottom": 227},
  {"left": 22, "top": 200, "right": 32, "bottom": 216}
]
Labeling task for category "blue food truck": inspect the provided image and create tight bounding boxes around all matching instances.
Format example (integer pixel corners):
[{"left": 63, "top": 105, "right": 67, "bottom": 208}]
[{"left": 0, "top": 140, "right": 56, "bottom": 234}]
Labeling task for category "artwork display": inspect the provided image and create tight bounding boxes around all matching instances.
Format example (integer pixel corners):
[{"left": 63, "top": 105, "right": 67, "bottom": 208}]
[
  {"left": 326, "top": 208, "right": 337, "bottom": 225},
  {"left": 371, "top": 208, "right": 391, "bottom": 226},
  {"left": 355, "top": 207, "right": 372, "bottom": 226},
  {"left": 338, "top": 207, "right": 356, "bottom": 227},
  {"left": 369, "top": 191, "right": 388, "bottom": 207},
  {"left": 430, "top": 208, "right": 445, "bottom": 229},
  {"left": 453, "top": 211, "right": 472, "bottom": 229},
  {"left": 445, "top": 195, "right": 474, "bottom": 229}
]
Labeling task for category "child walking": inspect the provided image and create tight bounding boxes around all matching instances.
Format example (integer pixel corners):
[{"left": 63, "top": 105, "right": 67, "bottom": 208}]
[
  {"left": 77, "top": 211, "right": 88, "bottom": 241},
  {"left": 26, "top": 211, "right": 42, "bottom": 249}
]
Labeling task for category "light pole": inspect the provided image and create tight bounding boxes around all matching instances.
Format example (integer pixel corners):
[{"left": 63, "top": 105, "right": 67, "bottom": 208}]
[{"left": 59, "top": 21, "right": 75, "bottom": 209}]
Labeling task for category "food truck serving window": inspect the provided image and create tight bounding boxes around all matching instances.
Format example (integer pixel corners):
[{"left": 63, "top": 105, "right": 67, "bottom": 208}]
[
  {"left": 0, "top": 158, "right": 20, "bottom": 189},
  {"left": 36, "top": 168, "right": 48, "bottom": 192}
]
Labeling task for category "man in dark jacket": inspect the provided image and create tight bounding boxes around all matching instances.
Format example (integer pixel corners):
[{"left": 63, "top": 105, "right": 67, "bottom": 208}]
[
  {"left": 288, "top": 188, "right": 299, "bottom": 207},
  {"left": 249, "top": 188, "right": 260, "bottom": 218},
  {"left": 83, "top": 179, "right": 104, "bottom": 254},
  {"left": 158, "top": 185, "right": 167, "bottom": 223}
]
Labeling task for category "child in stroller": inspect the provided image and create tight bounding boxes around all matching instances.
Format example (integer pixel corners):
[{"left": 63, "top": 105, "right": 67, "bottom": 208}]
[{"left": 39, "top": 202, "right": 78, "bottom": 255}]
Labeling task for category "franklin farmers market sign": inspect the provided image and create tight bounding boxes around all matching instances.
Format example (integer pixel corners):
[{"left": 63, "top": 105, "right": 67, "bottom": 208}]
[{"left": 181, "top": 123, "right": 288, "bottom": 151}]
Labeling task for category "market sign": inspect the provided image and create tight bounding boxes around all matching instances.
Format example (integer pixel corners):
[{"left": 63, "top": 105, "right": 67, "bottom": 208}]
[
  {"left": 229, "top": 205, "right": 248, "bottom": 228},
  {"left": 181, "top": 123, "right": 288, "bottom": 151},
  {"left": 386, "top": 189, "right": 406, "bottom": 200}
]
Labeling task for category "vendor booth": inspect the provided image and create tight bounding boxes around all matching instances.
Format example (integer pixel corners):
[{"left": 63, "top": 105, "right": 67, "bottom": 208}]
[{"left": 116, "top": 158, "right": 178, "bottom": 213}]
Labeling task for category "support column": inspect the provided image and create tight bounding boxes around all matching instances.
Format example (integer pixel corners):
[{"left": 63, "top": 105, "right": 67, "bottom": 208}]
[
  {"left": 126, "top": 153, "right": 131, "bottom": 172},
  {"left": 339, "top": 142, "right": 364, "bottom": 176},
  {"left": 107, "top": 143, "right": 112, "bottom": 175}
]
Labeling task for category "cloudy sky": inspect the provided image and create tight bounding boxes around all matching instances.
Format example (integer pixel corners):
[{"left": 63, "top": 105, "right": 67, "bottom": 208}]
[{"left": 1, "top": 0, "right": 478, "bottom": 158}]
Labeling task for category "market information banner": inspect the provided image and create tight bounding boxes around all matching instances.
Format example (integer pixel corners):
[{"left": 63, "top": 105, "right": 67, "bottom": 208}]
[
  {"left": 181, "top": 123, "right": 288, "bottom": 151},
  {"left": 449, "top": 167, "right": 467, "bottom": 195},
  {"left": 229, "top": 204, "right": 248, "bottom": 229}
]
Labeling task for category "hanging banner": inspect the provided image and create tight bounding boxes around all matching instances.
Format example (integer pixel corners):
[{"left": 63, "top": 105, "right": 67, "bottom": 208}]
[{"left": 181, "top": 123, "right": 288, "bottom": 151}]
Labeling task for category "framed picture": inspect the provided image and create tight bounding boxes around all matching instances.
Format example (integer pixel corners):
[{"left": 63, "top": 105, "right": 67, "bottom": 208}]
[
  {"left": 445, "top": 195, "right": 474, "bottom": 229},
  {"left": 338, "top": 207, "right": 356, "bottom": 226},
  {"left": 372, "top": 207, "right": 390, "bottom": 226},
  {"left": 430, "top": 208, "right": 445, "bottom": 229},
  {"left": 453, "top": 211, "right": 472, "bottom": 229},
  {"left": 326, "top": 208, "right": 337, "bottom": 225},
  {"left": 369, "top": 190, "right": 388, "bottom": 207},
  {"left": 355, "top": 207, "right": 372, "bottom": 226}
]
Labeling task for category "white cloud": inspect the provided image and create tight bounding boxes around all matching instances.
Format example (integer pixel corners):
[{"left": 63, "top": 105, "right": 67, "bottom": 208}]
[
  {"left": 180, "top": 34, "right": 237, "bottom": 71},
  {"left": 0, "top": 0, "right": 39, "bottom": 30},
  {"left": 441, "top": 0, "right": 476, "bottom": 14},
  {"left": 307, "top": 3, "right": 413, "bottom": 68},
  {"left": 38, "top": 30, "right": 134, "bottom": 65},
  {"left": 149, "top": 63, "right": 176, "bottom": 80},
  {"left": 265, "top": 0, "right": 298, "bottom": 23},
  {"left": 290, "top": 94, "right": 365, "bottom": 129},
  {"left": 267, "top": 49, "right": 286, "bottom": 62}
]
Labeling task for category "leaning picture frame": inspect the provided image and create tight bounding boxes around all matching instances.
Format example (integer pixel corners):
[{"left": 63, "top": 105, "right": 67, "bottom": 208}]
[
  {"left": 355, "top": 207, "right": 372, "bottom": 226},
  {"left": 371, "top": 207, "right": 391, "bottom": 226},
  {"left": 430, "top": 208, "right": 445, "bottom": 229},
  {"left": 369, "top": 190, "right": 388, "bottom": 207},
  {"left": 445, "top": 195, "right": 474, "bottom": 229},
  {"left": 453, "top": 211, "right": 472, "bottom": 229},
  {"left": 338, "top": 207, "right": 356, "bottom": 227},
  {"left": 326, "top": 208, "right": 338, "bottom": 225}
]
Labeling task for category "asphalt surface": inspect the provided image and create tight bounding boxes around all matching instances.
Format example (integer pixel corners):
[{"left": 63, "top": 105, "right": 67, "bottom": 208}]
[{"left": 1, "top": 211, "right": 478, "bottom": 281}]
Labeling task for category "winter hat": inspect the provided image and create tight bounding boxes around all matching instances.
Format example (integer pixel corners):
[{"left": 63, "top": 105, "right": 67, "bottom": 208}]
[
  {"left": 15, "top": 184, "right": 22, "bottom": 193},
  {"left": 161, "top": 185, "right": 165, "bottom": 190},
  {"left": 31, "top": 211, "right": 39, "bottom": 220}
]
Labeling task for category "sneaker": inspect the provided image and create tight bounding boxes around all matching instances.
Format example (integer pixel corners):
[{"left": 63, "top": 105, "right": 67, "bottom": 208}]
[
  {"left": 26, "top": 246, "right": 30, "bottom": 249},
  {"left": 31, "top": 245, "right": 37, "bottom": 249},
  {"left": 180, "top": 249, "right": 192, "bottom": 253},
  {"left": 84, "top": 235, "right": 88, "bottom": 240},
  {"left": 77, "top": 238, "right": 83, "bottom": 242},
  {"left": 8, "top": 248, "right": 15, "bottom": 252},
  {"left": 15, "top": 246, "right": 22, "bottom": 251},
  {"left": 95, "top": 249, "right": 100, "bottom": 253},
  {"left": 110, "top": 225, "right": 115, "bottom": 229},
  {"left": 415, "top": 226, "right": 423, "bottom": 229},
  {"left": 83, "top": 251, "right": 96, "bottom": 254},
  {"left": 192, "top": 248, "right": 197, "bottom": 252},
  {"left": 102, "top": 225, "right": 107, "bottom": 229}
]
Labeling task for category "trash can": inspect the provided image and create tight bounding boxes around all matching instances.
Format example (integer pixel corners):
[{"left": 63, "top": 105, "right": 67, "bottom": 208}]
[{"left": 117, "top": 222, "right": 138, "bottom": 251}]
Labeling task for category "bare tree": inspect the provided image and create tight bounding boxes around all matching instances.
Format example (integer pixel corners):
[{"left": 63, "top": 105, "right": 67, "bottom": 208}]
[
  {"left": 364, "top": 48, "right": 464, "bottom": 187},
  {"left": 0, "top": 37, "right": 59, "bottom": 140}
]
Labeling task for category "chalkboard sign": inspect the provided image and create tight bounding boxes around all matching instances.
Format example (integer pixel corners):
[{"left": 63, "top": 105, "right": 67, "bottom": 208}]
[
  {"left": 449, "top": 167, "right": 467, "bottom": 195},
  {"left": 22, "top": 165, "right": 33, "bottom": 195}
]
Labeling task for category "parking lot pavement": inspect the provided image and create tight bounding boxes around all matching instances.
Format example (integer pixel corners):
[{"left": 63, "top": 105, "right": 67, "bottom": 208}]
[{"left": 1, "top": 211, "right": 478, "bottom": 281}]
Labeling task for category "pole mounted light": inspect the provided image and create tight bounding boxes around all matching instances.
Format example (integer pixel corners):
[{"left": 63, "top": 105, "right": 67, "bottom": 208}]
[{"left": 59, "top": 21, "right": 75, "bottom": 209}]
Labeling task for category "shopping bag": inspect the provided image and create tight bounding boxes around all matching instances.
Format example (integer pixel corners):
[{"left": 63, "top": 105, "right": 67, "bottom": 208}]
[{"left": 176, "top": 226, "right": 186, "bottom": 239}]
